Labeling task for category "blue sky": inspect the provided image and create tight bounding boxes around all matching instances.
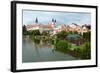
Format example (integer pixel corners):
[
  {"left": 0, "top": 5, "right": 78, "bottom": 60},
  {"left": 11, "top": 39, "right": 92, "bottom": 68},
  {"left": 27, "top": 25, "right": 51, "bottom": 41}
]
[{"left": 23, "top": 10, "right": 91, "bottom": 25}]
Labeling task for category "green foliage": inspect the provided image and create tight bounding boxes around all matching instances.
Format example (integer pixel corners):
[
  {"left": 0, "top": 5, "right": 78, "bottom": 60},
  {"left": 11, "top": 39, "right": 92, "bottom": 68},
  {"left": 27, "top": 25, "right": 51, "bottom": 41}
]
[
  {"left": 80, "top": 42, "right": 91, "bottom": 59},
  {"left": 33, "top": 38, "right": 40, "bottom": 44},
  {"left": 27, "top": 31, "right": 33, "bottom": 35},
  {"left": 68, "top": 31, "right": 78, "bottom": 34},
  {"left": 83, "top": 32, "right": 91, "bottom": 41},
  {"left": 73, "top": 31, "right": 78, "bottom": 34},
  {"left": 55, "top": 31, "right": 79, "bottom": 39},
  {"left": 27, "top": 30, "right": 40, "bottom": 35},
  {"left": 32, "top": 30, "right": 40, "bottom": 35},
  {"left": 56, "top": 31, "right": 68, "bottom": 39},
  {"left": 23, "top": 25, "right": 27, "bottom": 35},
  {"left": 55, "top": 40, "right": 68, "bottom": 49},
  {"left": 75, "top": 35, "right": 81, "bottom": 41},
  {"left": 74, "top": 42, "right": 91, "bottom": 59},
  {"left": 42, "top": 31, "right": 49, "bottom": 36}
]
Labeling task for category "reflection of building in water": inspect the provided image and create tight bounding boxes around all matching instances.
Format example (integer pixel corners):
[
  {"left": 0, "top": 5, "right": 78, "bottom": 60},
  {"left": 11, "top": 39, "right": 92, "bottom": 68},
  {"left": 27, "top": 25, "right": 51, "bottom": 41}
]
[{"left": 32, "top": 38, "right": 54, "bottom": 50}]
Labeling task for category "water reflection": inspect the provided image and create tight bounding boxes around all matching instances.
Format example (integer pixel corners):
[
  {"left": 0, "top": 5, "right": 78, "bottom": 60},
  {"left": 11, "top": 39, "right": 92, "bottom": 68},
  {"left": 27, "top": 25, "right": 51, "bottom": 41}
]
[{"left": 22, "top": 36, "right": 79, "bottom": 63}]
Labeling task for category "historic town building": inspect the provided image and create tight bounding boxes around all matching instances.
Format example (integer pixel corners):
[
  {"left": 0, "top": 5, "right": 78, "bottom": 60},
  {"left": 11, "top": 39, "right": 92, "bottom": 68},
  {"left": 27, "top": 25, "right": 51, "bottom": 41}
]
[{"left": 25, "top": 18, "right": 91, "bottom": 35}]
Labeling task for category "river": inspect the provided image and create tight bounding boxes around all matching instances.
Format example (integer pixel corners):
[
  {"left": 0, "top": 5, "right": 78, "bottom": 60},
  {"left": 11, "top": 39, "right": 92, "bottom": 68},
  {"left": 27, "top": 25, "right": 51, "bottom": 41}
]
[{"left": 22, "top": 36, "right": 79, "bottom": 63}]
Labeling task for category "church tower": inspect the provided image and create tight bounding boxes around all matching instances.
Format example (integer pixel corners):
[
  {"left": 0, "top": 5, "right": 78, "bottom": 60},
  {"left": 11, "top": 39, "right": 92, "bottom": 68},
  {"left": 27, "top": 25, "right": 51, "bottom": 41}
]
[
  {"left": 35, "top": 17, "right": 38, "bottom": 24},
  {"left": 52, "top": 18, "right": 56, "bottom": 27}
]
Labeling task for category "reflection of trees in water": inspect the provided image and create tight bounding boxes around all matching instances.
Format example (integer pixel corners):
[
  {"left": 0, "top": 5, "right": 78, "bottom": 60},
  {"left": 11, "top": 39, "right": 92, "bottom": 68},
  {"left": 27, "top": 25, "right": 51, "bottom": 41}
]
[
  {"left": 32, "top": 39, "right": 41, "bottom": 60},
  {"left": 33, "top": 38, "right": 40, "bottom": 44},
  {"left": 33, "top": 38, "right": 56, "bottom": 55},
  {"left": 26, "top": 35, "right": 90, "bottom": 60},
  {"left": 31, "top": 37, "right": 56, "bottom": 60},
  {"left": 32, "top": 37, "right": 52, "bottom": 47}
]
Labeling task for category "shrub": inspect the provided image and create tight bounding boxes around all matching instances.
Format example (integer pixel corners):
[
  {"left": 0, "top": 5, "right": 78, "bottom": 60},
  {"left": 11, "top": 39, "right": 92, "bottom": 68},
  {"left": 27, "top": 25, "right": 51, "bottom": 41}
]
[
  {"left": 23, "top": 25, "right": 27, "bottom": 35},
  {"left": 83, "top": 32, "right": 91, "bottom": 41},
  {"left": 79, "top": 42, "right": 91, "bottom": 59},
  {"left": 55, "top": 40, "right": 68, "bottom": 49}
]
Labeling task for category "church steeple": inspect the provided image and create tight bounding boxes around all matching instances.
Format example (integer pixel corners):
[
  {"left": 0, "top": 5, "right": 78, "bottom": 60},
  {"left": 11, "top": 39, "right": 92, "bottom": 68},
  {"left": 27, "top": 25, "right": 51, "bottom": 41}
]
[
  {"left": 54, "top": 19, "right": 56, "bottom": 23},
  {"left": 52, "top": 18, "right": 57, "bottom": 27},
  {"left": 52, "top": 18, "right": 54, "bottom": 22},
  {"left": 35, "top": 17, "right": 38, "bottom": 23},
  {"left": 52, "top": 18, "right": 56, "bottom": 24}
]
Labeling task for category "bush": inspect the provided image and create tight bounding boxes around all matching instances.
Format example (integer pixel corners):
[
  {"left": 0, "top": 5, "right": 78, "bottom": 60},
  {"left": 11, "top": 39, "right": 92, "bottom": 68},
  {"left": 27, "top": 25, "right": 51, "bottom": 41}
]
[
  {"left": 26, "top": 30, "right": 40, "bottom": 35},
  {"left": 83, "top": 32, "right": 91, "bottom": 41},
  {"left": 56, "top": 31, "right": 68, "bottom": 39},
  {"left": 42, "top": 31, "right": 49, "bottom": 36},
  {"left": 82, "top": 42, "right": 91, "bottom": 59},
  {"left": 23, "top": 25, "right": 27, "bottom": 35},
  {"left": 32, "top": 30, "right": 40, "bottom": 35},
  {"left": 72, "top": 42, "right": 91, "bottom": 59},
  {"left": 79, "top": 42, "right": 91, "bottom": 59},
  {"left": 55, "top": 40, "right": 68, "bottom": 49}
]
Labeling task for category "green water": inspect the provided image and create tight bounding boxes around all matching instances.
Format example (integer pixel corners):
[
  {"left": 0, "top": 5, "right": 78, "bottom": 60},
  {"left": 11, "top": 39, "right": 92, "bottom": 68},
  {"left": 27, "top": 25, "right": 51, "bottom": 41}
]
[{"left": 22, "top": 36, "right": 79, "bottom": 63}]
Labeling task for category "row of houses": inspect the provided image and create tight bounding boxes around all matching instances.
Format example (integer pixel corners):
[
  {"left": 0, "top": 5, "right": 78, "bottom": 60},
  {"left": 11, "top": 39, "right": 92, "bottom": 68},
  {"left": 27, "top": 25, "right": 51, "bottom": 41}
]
[{"left": 25, "top": 22, "right": 91, "bottom": 35}]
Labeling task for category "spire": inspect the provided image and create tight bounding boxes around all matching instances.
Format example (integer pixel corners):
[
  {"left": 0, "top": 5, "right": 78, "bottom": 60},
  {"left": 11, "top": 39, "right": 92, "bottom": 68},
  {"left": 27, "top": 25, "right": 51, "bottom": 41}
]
[
  {"left": 52, "top": 18, "right": 54, "bottom": 22},
  {"left": 54, "top": 19, "right": 56, "bottom": 23},
  {"left": 35, "top": 17, "right": 38, "bottom": 23}
]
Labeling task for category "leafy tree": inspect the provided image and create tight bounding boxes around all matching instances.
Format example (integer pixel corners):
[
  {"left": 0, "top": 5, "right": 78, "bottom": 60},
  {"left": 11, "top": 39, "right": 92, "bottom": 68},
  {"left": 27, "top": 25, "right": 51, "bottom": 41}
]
[
  {"left": 42, "top": 31, "right": 49, "bottom": 36},
  {"left": 83, "top": 32, "right": 91, "bottom": 41},
  {"left": 81, "top": 42, "right": 91, "bottom": 59},
  {"left": 56, "top": 31, "right": 68, "bottom": 39},
  {"left": 55, "top": 40, "right": 68, "bottom": 49},
  {"left": 73, "top": 31, "right": 78, "bottom": 34},
  {"left": 23, "top": 25, "right": 27, "bottom": 35},
  {"left": 27, "top": 30, "right": 40, "bottom": 35},
  {"left": 32, "top": 30, "right": 40, "bottom": 35},
  {"left": 68, "top": 31, "right": 73, "bottom": 34}
]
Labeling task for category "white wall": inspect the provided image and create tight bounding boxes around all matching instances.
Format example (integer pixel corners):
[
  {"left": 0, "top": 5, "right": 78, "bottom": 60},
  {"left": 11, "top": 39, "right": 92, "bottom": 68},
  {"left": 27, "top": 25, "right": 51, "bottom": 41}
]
[{"left": 0, "top": 0, "right": 99, "bottom": 73}]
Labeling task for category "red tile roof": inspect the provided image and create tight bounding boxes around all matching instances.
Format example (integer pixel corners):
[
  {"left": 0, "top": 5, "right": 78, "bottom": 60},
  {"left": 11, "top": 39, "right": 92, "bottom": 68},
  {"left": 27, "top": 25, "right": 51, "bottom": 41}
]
[{"left": 26, "top": 23, "right": 53, "bottom": 29}]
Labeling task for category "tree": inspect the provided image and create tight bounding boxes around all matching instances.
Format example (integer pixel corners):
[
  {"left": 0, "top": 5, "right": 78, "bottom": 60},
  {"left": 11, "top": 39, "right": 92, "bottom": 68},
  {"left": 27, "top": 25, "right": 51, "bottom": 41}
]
[
  {"left": 73, "top": 31, "right": 78, "bottom": 34},
  {"left": 83, "top": 32, "right": 91, "bottom": 41},
  {"left": 42, "top": 31, "right": 48, "bottom": 36},
  {"left": 55, "top": 40, "right": 68, "bottom": 49},
  {"left": 68, "top": 31, "right": 73, "bottom": 34},
  {"left": 32, "top": 30, "right": 40, "bottom": 35},
  {"left": 81, "top": 42, "right": 91, "bottom": 59},
  {"left": 56, "top": 31, "right": 68, "bottom": 39},
  {"left": 23, "top": 25, "right": 27, "bottom": 35}
]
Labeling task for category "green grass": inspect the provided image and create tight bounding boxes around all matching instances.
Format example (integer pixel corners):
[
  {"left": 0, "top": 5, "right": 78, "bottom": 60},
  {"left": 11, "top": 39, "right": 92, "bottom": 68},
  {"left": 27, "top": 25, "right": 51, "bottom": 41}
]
[{"left": 71, "top": 44, "right": 80, "bottom": 49}]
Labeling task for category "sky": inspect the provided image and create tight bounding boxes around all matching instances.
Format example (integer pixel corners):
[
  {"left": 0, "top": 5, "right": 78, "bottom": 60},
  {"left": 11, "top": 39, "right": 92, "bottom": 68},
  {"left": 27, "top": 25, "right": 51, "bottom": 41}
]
[{"left": 23, "top": 10, "right": 91, "bottom": 25}]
